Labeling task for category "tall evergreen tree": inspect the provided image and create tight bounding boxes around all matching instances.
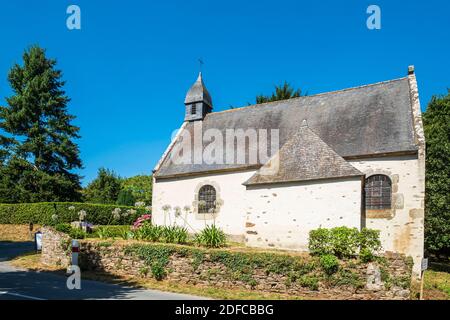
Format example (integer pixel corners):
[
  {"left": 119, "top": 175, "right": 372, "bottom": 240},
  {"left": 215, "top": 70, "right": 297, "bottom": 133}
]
[
  {"left": 83, "top": 168, "right": 122, "bottom": 204},
  {"left": 423, "top": 90, "right": 450, "bottom": 256},
  {"left": 0, "top": 46, "right": 82, "bottom": 202},
  {"left": 256, "top": 82, "right": 303, "bottom": 104}
]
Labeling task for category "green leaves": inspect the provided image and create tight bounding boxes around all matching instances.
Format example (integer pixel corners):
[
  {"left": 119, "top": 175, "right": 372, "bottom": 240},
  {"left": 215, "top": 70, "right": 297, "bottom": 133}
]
[
  {"left": 309, "top": 227, "right": 381, "bottom": 259},
  {"left": 83, "top": 168, "right": 122, "bottom": 204},
  {"left": 256, "top": 81, "right": 303, "bottom": 104},
  {"left": 195, "top": 225, "right": 227, "bottom": 248},
  {"left": 0, "top": 202, "right": 143, "bottom": 225},
  {"left": 0, "top": 46, "right": 82, "bottom": 202},
  {"left": 423, "top": 91, "right": 450, "bottom": 255}
]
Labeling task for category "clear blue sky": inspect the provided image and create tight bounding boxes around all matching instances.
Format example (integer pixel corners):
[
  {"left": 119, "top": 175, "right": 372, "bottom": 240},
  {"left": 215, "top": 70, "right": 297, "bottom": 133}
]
[{"left": 0, "top": 0, "right": 449, "bottom": 185}]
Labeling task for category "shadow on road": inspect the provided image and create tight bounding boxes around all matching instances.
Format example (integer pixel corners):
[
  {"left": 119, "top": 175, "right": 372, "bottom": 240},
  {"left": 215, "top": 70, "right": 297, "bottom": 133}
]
[
  {"left": 0, "top": 241, "right": 35, "bottom": 262},
  {"left": 0, "top": 241, "right": 203, "bottom": 300}
]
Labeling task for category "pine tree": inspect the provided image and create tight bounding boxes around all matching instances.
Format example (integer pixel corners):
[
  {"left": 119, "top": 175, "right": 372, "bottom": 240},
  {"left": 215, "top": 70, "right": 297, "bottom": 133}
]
[
  {"left": 423, "top": 90, "right": 450, "bottom": 256},
  {"left": 0, "top": 46, "right": 82, "bottom": 202},
  {"left": 256, "top": 82, "right": 303, "bottom": 104}
]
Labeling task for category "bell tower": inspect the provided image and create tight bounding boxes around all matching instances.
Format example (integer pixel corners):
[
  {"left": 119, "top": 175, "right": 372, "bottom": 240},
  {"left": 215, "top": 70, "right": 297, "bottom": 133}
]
[{"left": 184, "top": 72, "right": 213, "bottom": 121}]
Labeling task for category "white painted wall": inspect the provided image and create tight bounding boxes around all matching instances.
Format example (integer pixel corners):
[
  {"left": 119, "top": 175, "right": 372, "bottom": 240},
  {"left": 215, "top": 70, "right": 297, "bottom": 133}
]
[
  {"left": 152, "top": 170, "right": 256, "bottom": 236},
  {"left": 152, "top": 156, "right": 424, "bottom": 275},
  {"left": 244, "top": 178, "right": 362, "bottom": 251},
  {"left": 350, "top": 155, "right": 425, "bottom": 275}
]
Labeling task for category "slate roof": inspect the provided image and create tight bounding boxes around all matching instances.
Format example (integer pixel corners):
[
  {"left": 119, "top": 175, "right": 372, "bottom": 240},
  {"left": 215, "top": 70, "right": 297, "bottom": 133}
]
[
  {"left": 243, "top": 121, "right": 363, "bottom": 185},
  {"left": 184, "top": 72, "right": 213, "bottom": 107},
  {"left": 155, "top": 77, "right": 418, "bottom": 179}
]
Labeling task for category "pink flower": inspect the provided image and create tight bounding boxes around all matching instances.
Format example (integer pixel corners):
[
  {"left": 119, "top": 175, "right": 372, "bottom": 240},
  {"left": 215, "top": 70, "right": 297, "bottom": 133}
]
[{"left": 132, "top": 214, "right": 152, "bottom": 230}]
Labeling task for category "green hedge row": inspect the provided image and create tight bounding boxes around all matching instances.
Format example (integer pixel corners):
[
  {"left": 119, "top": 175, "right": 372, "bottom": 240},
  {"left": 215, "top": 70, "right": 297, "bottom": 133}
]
[{"left": 0, "top": 202, "right": 146, "bottom": 225}]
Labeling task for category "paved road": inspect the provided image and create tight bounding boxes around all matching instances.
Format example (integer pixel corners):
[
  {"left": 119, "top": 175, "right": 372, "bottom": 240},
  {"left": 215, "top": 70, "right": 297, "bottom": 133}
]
[{"left": 0, "top": 241, "right": 206, "bottom": 300}]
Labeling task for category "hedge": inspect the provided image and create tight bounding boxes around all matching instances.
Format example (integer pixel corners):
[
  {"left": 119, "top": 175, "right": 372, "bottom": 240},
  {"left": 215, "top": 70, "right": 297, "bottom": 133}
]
[{"left": 0, "top": 202, "right": 146, "bottom": 225}]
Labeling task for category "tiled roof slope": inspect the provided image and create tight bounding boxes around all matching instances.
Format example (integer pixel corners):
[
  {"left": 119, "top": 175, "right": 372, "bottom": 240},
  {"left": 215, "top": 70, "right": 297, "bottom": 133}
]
[
  {"left": 155, "top": 77, "right": 417, "bottom": 178},
  {"left": 243, "top": 121, "right": 363, "bottom": 185}
]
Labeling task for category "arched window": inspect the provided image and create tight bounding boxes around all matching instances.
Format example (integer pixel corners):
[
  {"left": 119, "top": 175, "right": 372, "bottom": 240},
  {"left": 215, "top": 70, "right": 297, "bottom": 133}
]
[
  {"left": 198, "top": 185, "right": 216, "bottom": 214},
  {"left": 365, "top": 175, "right": 392, "bottom": 210}
]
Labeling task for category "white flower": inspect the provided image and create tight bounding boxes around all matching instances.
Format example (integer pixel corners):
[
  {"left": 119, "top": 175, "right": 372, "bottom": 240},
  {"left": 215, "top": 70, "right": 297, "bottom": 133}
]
[
  {"left": 162, "top": 205, "right": 171, "bottom": 212},
  {"left": 145, "top": 206, "right": 152, "bottom": 212},
  {"left": 113, "top": 212, "right": 121, "bottom": 220},
  {"left": 130, "top": 209, "right": 137, "bottom": 215},
  {"left": 51, "top": 214, "right": 58, "bottom": 221},
  {"left": 78, "top": 210, "right": 87, "bottom": 221},
  {"left": 134, "top": 201, "right": 145, "bottom": 208},
  {"left": 112, "top": 208, "right": 121, "bottom": 215},
  {"left": 68, "top": 206, "right": 75, "bottom": 211}
]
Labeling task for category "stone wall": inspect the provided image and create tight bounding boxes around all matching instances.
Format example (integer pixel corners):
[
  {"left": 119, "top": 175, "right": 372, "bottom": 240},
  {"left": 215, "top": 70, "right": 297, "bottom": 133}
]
[
  {"left": 41, "top": 227, "right": 413, "bottom": 300},
  {"left": 41, "top": 226, "right": 71, "bottom": 267},
  {"left": 78, "top": 242, "right": 411, "bottom": 300}
]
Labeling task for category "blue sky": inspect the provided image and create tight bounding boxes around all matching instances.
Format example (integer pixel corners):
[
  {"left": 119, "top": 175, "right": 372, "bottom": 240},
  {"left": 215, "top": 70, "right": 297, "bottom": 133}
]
[{"left": 0, "top": 0, "right": 449, "bottom": 185}]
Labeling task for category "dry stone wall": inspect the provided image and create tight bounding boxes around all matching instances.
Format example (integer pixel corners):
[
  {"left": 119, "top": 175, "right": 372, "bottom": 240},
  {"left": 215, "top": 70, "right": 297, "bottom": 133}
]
[{"left": 41, "top": 228, "right": 412, "bottom": 300}]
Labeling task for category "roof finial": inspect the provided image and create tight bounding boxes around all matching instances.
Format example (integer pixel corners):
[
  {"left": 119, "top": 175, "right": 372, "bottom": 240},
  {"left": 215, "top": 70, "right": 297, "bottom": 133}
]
[
  {"left": 408, "top": 65, "right": 415, "bottom": 75},
  {"left": 301, "top": 119, "right": 308, "bottom": 127}
]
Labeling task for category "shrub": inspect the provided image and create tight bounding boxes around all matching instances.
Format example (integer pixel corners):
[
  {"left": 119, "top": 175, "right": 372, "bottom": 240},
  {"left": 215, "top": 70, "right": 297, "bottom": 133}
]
[
  {"left": 309, "top": 227, "right": 382, "bottom": 259},
  {"left": 308, "top": 228, "right": 333, "bottom": 256},
  {"left": 162, "top": 226, "right": 188, "bottom": 244},
  {"left": 133, "top": 222, "right": 163, "bottom": 242},
  {"left": 297, "top": 275, "right": 319, "bottom": 291},
  {"left": 359, "top": 228, "right": 382, "bottom": 253},
  {"left": 69, "top": 228, "right": 87, "bottom": 239},
  {"left": 0, "top": 202, "right": 144, "bottom": 225},
  {"left": 320, "top": 254, "right": 339, "bottom": 275},
  {"left": 55, "top": 223, "right": 72, "bottom": 234},
  {"left": 131, "top": 223, "right": 188, "bottom": 244},
  {"left": 329, "top": 227, "right": 360, "bottom": 258},
  {"left": 151, "top": 263, "right": 166, "bottom": 280},
  {"left": 359, "top": 248, "right": 375, "bottom": 263},
  {"left": 195, "top": 225, "right": 227, "bottom": 248},
  {"left": 94, "top": 225, "right": 131, "bottom": 239}
]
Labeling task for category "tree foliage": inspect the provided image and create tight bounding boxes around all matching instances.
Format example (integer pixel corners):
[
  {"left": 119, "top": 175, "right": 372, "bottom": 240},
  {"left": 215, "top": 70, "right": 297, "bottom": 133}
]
[
  {"left": 116, "top": 189, "right": 136, "bottom": 206},
  {"left": 121, "top": 174, "right": 153, "bottom": 204},
  {"left": 83, "top": 168, "right": 122, "bottom": 204},
  {"left": 0, "top": 46, "right": 82, "bottom": 203},
  {"left": 423, "top": 90, "right": 450, "bottom": 256},
  {"left": 256, "top": 81, "right": 303, "bottom": 104}
]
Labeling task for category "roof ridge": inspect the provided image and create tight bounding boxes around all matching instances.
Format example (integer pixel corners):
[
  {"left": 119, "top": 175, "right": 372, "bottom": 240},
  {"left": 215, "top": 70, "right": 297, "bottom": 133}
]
[{"left": 210, "top": 76, "right": 408, "bottom": 116}]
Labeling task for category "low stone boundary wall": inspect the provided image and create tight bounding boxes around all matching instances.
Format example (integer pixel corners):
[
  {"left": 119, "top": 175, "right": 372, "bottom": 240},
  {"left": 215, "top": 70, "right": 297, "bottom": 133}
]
[
  {"left": 41, "top": 226, "right": 71, "bottom": 267},
  {"left": 41, "top": 227, "right": 412, "bottom": 300}
]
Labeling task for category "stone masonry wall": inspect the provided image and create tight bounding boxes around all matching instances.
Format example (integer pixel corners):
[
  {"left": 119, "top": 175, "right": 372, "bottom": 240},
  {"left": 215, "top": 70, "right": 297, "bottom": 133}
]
[
  {"left": 41, "top": 226, "right": 71, "bottom": 267},
  {"left": 41, "top": 228, "right": 412, "bottom": 300}
]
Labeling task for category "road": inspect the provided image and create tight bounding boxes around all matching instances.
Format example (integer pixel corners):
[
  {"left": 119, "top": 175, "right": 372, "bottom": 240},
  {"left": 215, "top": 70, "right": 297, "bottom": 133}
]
[{"left": 0, "top": 241, "right": 206, "bottom": 300}]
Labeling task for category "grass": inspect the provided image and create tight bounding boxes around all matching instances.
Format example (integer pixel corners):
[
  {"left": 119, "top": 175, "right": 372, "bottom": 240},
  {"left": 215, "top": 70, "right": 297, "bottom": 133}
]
[
  {"left": 422, "top": 270, "right": 450, "bottom": 300},
  {"left": 0, "top": 224, "right": 40, "bottom": 242},
  {"left": 10, "top": 252, "right": 303, "bottom": 300}
]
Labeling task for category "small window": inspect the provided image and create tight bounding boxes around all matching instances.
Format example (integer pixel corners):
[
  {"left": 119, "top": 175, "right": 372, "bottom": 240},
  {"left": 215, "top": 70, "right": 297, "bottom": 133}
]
[
  {"left": 191, "top": 104, "right": 197, "bottom": 115},
  {"left": 365, "top": 175, "right": 392, "bottom": 210},
  {"left": 198, "top": 185, "right": 216, "bottom": 213}
]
